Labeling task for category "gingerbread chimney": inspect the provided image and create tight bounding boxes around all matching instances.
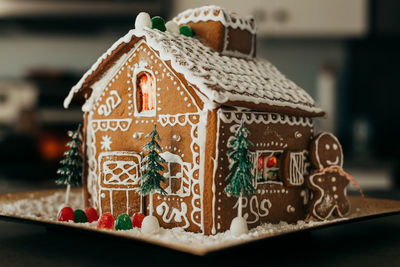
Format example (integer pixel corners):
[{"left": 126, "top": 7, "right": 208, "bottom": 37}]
[{"left": 173, "top": 6, "right": 256, "bottom": 58}]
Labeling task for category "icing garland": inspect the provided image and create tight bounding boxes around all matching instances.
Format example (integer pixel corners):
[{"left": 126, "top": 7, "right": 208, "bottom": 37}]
[
  {"left": 219, "top": 110, "right": 313, "bottom": 127},
  {"left": 91, "top": 119, "right": 132, "bottom": 132}
]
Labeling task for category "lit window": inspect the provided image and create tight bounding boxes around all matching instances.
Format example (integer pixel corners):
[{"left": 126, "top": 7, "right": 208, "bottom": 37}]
[
  {"left": 136, "top": 72, "right": 155, "bottom": 113},
  {"left": 256, "top": 152, "right": 281, "bottom": 183}
]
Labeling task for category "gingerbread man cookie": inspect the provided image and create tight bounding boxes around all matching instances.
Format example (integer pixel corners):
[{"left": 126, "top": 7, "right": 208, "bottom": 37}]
[
  {"left": 306, "top": 132, "right": 350, "bottom": 220},
  {"left": 310, "top": 132, "right": 343, "bottom": 169}
]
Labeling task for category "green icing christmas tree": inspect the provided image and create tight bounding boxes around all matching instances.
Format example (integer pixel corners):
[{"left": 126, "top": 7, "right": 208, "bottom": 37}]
[
  {"left": 56, "top": 124, "right": 83, "bottom": 204},
  {"left": 225, "top": 122, "right": 256, "bottom": 198},
  {"left": 138, "top": 124, "right": 167, "bottom": 216}
]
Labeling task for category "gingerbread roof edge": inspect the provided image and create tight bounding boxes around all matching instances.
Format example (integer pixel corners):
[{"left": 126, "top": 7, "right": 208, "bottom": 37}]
[{"left": 64, "top": 25, "right": 324, "bottom": 117}]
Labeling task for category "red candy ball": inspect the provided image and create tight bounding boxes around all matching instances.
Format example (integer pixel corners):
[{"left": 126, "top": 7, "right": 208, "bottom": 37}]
[
  {"left": 58, "top": 207, "right": 74, "bottom": 222},
  {"left": 97, "top": 212, "right": 115, "bottom": 230},
  {"left": 131, "top": 213, "right": 145, "bottom": 228},
  {"left": 85, "top": 207, "right": 99, "bottom": 223}
]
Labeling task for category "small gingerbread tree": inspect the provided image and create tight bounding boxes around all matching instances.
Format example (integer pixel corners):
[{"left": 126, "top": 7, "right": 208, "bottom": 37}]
[
  {"left": 56, "top": 124, "right": 83, "bottom": 204},
  {"left": 138, "top": 124, "right": 167, "bottom": 234},
  {"left": 224, "top": 122, "right": 256, "bottom": 235}
]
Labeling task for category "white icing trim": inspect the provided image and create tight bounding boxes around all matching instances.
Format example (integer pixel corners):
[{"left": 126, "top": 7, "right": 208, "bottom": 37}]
[
  {"left": 173, "top": 5, "right": 256, "bottom": 34},
  {"left": 197, "top": 110, "right": 208, "bottom": 233},
  {"left": 209, "top": 109, "right": 223, "bottom": 235},
  {"left": 158, "top": 113, "right": 198, "bottom": 127},
  {"left": 64, "top": 36, "right": 143, "bottom": 110},
  {"left": 219, "top": 110, "right": 313, "bottom": 127}
]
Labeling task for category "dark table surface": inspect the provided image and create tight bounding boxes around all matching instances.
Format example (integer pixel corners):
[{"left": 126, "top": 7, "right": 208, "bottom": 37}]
[{"left": 1, "top": 177, "right": 400, "bottom": 267}]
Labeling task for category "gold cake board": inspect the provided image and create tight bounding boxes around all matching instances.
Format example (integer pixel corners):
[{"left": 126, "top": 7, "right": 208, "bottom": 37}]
[{"left": 0, "top": 189, "right": 400, "bottom": 256}]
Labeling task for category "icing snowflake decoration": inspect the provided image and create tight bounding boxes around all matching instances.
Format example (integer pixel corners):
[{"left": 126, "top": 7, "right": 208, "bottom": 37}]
[{"left": 101, "top": 135, "right": 112, "bottom": 151}]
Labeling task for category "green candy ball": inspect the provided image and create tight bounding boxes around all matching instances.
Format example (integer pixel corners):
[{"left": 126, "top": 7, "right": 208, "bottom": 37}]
[
  {"left": 151, "top": 16, "right": 166, "bottom": 32},
  {"left": 115, "top": 214, "right": 133, "bottom": 230},
  {"left": 74, "top": 209, "right": 88, "bottom": 223},
  {"left": 179, "top": 25, "right": 193, "bottom": 37}
]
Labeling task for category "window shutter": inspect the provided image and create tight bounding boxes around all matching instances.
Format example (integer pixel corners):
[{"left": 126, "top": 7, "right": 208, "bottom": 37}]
[{"left": 280, "top": 151, "right": 307, "bottom": 187}]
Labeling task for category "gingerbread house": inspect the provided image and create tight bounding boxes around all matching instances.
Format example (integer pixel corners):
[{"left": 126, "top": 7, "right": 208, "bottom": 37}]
[{"left": 64, "top": 6, "right": 325, "bottom": 235}]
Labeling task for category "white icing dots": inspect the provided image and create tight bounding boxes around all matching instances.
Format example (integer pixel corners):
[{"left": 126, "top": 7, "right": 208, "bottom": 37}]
[
  {"left": 331, "top": 177, "right": 336, "bottom": 182},
  {"left": 325, "top": 144, "right": 330, "bottom": 150}
]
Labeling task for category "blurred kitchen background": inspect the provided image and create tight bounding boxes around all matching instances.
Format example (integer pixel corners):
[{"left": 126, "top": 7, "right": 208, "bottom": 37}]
[{"left": 0, "top": 0, "right": 399, "bottom": 196}]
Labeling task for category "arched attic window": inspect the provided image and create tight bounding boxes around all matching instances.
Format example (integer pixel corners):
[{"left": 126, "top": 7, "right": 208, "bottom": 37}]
[{"left": 134, "top": 71, "right": 156, "bottom": 116}]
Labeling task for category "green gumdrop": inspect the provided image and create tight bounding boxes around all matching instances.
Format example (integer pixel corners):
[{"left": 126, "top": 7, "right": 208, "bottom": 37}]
[
  {"left": 115, "top": 214, "right": 133, "bottom": 230},
  {"left": 74, "top": 209, "right": 88, "bottom": 223},
  {"left": 179, "top": 25, "right": 193, "bottom": 37},
  {"left": 151, "top": 16, "right": 166, "bottom": 32}
]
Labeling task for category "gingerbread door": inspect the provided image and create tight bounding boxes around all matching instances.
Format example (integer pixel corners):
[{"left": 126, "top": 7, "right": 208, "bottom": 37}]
[{"left": 98, "top": 151, "right": 142, "bottom": 217}]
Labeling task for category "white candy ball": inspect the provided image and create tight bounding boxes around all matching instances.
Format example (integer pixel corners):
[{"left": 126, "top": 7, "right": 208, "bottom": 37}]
[
  {"left": 135, "top": 12, "right": 151, "bottom": 30},
  {"left": 230, "top": 216, "right": 248, "bottom": 236},
  {"left": 141, "top": 215, "right": 160, "bottom": 234},
  {"left": 165, "top": 21, "right": 179, "bottom": 34}
]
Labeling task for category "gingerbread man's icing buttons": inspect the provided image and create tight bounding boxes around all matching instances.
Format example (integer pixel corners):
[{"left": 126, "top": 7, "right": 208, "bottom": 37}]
[
  {"left": 306, "top": 171, "right": 350, "bottom": 220},
  {"left": 310, "top": 132, "right": 343, "bottom": 169}
]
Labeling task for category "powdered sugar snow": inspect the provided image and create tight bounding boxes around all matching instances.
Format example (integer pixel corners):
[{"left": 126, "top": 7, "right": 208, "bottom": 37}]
[{"left": 0, "top": 190, "right": 345, "bottom": 250}]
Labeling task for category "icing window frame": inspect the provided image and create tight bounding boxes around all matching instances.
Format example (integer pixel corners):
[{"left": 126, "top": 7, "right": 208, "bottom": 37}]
[
  {"left": 159, "top": 152, "right": 191, "bottom": 197},
  {"left": 253, "top": 150, "right": 283, "bottom": 186},
  {"left": 133, "top": 69, "right": 157, "bottom": 117}
]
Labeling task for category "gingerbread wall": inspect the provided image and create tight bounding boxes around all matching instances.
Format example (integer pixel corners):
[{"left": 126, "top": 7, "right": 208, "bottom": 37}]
[
  {"left": 206, "top": 109, "right": 314, "bottom": 234},
  {"left": 84, "top": 39, "right": 207, "bottom": 233}
]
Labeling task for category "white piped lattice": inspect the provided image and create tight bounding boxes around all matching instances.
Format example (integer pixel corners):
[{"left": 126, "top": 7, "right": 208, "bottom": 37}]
[{"left": 102, "top": 160, "right": 140, "bottom": 186}]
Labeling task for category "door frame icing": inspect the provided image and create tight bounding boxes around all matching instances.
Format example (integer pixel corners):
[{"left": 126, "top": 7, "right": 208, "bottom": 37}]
[{"left": 98, "top": 151, "right": 142, "bottom": 216}]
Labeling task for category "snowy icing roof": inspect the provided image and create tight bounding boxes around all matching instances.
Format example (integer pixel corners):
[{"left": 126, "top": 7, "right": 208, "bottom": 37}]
[
  {"left": 65, "top": 26, "right": 324, "bottom": 117},
  {"left": 173, "top": 5, "right": 256, "bottom": 34}
]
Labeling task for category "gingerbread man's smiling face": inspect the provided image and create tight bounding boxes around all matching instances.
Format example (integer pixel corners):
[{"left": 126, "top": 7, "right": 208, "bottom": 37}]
[{"left": 310, "top": 132, "right": 343, "bottom": 169}]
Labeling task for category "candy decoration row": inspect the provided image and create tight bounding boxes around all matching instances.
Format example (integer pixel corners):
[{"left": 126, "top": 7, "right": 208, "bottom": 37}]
[
  {"left": 58, "top": 206, "right": 99, "bottom": 223},
  {"left": 97, "top": 212, "right": 146, "bottom": 230}
]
